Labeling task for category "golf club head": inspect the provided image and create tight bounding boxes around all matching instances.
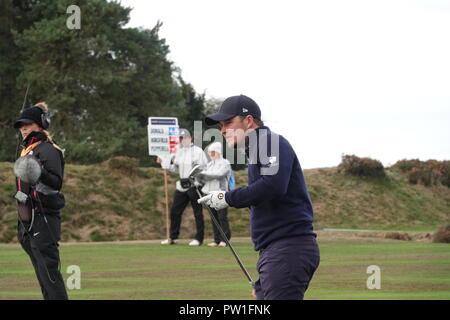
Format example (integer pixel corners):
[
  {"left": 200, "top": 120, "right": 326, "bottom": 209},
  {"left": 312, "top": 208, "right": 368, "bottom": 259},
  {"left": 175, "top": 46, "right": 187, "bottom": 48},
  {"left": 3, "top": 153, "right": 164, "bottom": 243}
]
[{"left": 188, "top": 164, "right": 202, "bottom": 180}]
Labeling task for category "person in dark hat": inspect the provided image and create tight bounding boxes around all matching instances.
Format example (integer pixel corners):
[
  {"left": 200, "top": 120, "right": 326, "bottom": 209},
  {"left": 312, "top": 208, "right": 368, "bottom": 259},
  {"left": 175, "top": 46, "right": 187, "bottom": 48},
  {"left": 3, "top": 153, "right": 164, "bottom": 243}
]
[
  {"left": 157, "top": 128, "right": 209, "bottom": 246},
  {"left": 13, "top": 102, "right": 68, "bottom": 300},
  {"left": 199, "top": 95, "right": 320, "bottom": 300}
]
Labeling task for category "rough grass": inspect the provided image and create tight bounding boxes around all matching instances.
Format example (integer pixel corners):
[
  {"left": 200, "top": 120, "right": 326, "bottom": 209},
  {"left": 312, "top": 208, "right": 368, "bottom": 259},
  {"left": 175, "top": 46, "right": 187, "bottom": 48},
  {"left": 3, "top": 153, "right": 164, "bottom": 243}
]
[
  {"left": 305, "top": 167, "right": 450, "bottom": 232},
  {"left": 0, "top": 162, "right": 449, "bottom": 242},
  {"left": 0, "top": 235, "right": 449, "bottom": 300}
]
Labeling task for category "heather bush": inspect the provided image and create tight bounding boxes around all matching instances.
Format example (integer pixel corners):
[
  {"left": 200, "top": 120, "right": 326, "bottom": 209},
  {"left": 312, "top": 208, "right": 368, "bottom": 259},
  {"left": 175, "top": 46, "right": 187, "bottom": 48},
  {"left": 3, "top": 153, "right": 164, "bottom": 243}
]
[
  {"left": 432, "top": 225, "right": 450, "bottom": 243},
  {"left": 393, "top": 159, "right": 450, "bottom": 187},
  {"left": 338, "top": 154, "right": 385, "bottom": 178},
  {"left": 393, "top": 159, "right": 423, "bottom": 173}
]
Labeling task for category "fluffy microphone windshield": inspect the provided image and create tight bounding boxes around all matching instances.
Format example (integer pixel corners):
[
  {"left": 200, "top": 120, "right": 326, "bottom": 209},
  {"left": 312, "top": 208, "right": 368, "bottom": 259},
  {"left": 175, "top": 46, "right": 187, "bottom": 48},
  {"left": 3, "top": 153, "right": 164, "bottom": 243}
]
[{"left": 14, "top": 155, "right": 42, "bottom": 185}]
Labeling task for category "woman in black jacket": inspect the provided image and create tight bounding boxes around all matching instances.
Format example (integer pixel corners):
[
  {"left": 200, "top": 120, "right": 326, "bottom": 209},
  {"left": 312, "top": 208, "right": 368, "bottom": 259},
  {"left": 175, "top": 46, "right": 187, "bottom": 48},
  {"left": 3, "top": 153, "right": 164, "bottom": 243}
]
[{"left": 13, "top": 102, "right": 68, "bottom": 300}]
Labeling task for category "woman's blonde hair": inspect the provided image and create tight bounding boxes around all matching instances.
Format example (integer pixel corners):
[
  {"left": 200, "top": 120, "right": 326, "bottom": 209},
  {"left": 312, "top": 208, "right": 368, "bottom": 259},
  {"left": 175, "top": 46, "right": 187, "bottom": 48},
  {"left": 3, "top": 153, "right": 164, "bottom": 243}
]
[{"left": 34, "top": 102, "right": 65, "bottom": 156}]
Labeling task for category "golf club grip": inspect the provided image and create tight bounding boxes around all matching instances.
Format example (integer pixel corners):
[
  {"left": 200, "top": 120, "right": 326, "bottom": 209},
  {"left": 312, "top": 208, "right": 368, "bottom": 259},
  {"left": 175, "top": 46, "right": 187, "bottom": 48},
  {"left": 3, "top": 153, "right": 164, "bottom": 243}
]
[{"left": 195, "top": 188, "right": 254, "bottom": 286}]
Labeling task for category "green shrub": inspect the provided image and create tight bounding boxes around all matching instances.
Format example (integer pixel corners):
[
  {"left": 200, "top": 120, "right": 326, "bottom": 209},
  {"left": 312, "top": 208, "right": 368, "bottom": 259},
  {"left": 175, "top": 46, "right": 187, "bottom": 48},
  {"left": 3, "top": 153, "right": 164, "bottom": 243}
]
[
  {"left": 337, "top": 154, "right": 385, "bottom": 178},
  {"left": 393, "top": 159, "right": 423, "bottom": 172}
]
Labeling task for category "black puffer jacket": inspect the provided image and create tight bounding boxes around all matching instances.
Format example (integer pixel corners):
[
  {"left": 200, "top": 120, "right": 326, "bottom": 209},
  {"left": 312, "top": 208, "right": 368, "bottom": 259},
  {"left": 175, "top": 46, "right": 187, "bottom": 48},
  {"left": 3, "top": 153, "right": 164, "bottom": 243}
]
[{"left": 16, "top": 131, "right": 65, "bottom": 215}]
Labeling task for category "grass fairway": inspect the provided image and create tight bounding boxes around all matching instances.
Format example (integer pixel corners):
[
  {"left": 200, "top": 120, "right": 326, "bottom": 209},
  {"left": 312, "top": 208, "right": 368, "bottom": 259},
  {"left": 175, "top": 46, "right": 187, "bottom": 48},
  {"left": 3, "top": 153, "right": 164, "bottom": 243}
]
[{"left": 0, "top": 235, "right": 449, "bottom": 300}]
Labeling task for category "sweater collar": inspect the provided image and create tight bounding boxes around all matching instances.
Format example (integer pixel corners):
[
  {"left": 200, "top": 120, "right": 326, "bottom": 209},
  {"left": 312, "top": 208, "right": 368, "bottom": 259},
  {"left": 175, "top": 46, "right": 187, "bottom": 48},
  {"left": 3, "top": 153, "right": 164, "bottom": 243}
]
[{"left": 22, "top": 131, "right": 47, "bottom": 148}]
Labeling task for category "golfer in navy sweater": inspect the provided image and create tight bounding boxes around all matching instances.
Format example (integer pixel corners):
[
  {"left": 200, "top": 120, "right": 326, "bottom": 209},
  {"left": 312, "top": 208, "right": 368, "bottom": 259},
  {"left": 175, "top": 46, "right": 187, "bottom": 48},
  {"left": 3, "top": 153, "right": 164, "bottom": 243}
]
[{"left": 198, "top": 95, "right": 320, "bottom": 300}]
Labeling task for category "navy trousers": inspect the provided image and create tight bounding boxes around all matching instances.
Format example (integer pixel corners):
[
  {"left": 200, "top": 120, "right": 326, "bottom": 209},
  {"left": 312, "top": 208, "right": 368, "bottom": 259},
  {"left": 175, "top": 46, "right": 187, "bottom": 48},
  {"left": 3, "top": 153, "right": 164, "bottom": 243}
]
[{"left": 254, "top": 235, "right": 320, "bottom": 300}]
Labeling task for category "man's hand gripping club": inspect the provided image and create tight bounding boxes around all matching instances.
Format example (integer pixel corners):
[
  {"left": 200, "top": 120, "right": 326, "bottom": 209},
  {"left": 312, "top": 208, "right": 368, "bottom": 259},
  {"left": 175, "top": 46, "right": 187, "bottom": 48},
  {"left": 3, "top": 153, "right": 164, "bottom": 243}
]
[{"left": 197, "top": 191, "right": 229, "bottom": 210}]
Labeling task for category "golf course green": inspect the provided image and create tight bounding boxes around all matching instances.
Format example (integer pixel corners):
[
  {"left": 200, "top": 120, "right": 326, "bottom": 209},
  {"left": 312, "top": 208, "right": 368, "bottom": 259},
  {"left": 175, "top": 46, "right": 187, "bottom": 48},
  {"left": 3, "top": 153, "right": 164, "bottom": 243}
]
[{"left": 1, "top": 234, "right": 449, "bottom": 300}]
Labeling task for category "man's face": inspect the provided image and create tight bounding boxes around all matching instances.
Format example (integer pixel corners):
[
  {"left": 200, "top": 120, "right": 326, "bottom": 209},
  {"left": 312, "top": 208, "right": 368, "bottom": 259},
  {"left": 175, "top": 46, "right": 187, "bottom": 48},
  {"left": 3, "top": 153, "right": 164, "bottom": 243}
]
[
  {"left": 219, "top": 116, "right": 249, "bottom": 148},
  {"left": 180, "top": 136, "right": 192, "bottom": 147},
  {"left": 19, "top": 122, "right": 42, "bottom": 140}
]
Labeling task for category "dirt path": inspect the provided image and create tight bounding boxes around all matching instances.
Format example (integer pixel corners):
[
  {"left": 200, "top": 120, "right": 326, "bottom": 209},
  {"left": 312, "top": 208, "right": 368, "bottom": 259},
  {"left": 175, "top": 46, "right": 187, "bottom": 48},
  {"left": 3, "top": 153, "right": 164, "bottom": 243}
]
[{"left": 0, "top": 229, "right": 434, "bottom": 249}]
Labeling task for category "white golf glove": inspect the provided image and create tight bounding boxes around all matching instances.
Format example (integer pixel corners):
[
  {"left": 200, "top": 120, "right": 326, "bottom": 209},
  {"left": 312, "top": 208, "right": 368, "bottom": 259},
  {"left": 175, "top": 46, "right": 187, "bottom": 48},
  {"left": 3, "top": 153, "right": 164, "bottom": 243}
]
[{"left": 197, "top": 191, "right": 229, "bottom": 210}]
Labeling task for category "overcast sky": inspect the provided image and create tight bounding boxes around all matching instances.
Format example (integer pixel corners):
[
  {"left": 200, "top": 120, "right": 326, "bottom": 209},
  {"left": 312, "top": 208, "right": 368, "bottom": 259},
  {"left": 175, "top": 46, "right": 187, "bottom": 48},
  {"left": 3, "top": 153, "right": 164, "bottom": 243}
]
[{"left": 120, "top": 0, "right": 450, "bottom": 169}]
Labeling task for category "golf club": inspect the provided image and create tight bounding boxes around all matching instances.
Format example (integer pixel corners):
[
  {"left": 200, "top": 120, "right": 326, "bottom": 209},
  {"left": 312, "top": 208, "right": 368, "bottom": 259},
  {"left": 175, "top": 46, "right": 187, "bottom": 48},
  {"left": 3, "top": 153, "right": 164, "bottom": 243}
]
[{"left": 188, "top": 165, "right": 255, "bottom": 288}]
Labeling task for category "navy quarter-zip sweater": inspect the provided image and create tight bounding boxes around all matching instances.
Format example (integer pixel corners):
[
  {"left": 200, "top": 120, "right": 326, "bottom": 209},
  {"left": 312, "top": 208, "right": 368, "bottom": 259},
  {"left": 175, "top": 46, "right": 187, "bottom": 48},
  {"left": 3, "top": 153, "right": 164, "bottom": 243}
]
[{"left": 225, "top": 126, "right": 315, "bottom": 251}]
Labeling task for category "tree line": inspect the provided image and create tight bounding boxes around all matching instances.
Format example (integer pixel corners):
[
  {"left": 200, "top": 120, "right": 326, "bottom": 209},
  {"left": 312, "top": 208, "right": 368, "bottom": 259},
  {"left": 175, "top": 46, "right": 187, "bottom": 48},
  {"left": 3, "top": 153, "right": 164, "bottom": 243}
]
[{"left": 0, "top": 0, "right": 214, "bottom": 165}]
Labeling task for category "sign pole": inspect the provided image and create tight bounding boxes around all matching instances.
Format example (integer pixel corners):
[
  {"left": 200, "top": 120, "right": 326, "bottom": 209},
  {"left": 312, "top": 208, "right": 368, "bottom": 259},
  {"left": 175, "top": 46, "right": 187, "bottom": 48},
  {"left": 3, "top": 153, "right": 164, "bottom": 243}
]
[
  {"left": 147, "top": 117, "right": 179, "bottom": 241},
  {"left": 163, "top": 168, "right": 170, "bottom": 240}
]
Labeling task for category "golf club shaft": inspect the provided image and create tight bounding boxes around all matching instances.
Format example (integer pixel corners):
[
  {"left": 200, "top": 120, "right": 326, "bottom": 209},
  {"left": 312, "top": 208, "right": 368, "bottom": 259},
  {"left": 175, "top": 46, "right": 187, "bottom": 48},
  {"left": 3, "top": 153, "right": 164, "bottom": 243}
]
[{"left": 195, "top": 187, "right": 254, "bottom": 288}]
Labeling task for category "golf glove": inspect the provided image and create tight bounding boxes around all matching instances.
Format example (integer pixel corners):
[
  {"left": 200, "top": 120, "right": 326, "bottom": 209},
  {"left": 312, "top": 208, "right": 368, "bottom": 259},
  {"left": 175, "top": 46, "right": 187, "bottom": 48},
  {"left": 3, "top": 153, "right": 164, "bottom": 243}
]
[{"left": 198, "top": 191, "right": 229, "bottom": 210}]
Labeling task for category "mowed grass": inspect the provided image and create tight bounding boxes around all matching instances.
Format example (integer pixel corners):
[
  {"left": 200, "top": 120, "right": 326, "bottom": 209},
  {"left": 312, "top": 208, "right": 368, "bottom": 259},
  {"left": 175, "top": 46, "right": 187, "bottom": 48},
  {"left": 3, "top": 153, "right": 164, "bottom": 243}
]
[{"left": 0, "top": 237, "right": 449, "bottom": 300}]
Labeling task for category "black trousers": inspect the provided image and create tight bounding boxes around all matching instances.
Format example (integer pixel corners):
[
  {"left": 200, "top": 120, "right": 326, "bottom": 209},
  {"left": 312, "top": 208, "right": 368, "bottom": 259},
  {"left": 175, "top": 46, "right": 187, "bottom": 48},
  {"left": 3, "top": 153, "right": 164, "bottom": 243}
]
[
  {"left": 170, "top": 188, "right": 204, "bottom": 243},
  {"left": 210, "top": 208, "right": 231, "bottom": 243},
  {"left": 18, "top": 213, "right": 68, "bottom": 300}
]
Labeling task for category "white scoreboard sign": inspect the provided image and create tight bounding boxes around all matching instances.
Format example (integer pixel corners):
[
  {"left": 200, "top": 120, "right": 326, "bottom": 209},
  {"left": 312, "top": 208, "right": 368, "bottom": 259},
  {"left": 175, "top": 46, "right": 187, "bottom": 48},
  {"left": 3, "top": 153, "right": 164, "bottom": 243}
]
[{"left": 148, "top": 117, "right": 179, "bottom": 168}]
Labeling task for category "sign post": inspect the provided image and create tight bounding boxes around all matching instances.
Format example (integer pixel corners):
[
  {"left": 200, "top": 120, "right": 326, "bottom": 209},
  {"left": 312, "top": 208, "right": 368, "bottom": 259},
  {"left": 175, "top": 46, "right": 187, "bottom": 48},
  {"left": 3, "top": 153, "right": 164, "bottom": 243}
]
[
  {"left": 162, "top": 168, "right": 170, "bottom": 240},
  {"left": 148, "top": 117, "right": 179, "bottom": 240}
]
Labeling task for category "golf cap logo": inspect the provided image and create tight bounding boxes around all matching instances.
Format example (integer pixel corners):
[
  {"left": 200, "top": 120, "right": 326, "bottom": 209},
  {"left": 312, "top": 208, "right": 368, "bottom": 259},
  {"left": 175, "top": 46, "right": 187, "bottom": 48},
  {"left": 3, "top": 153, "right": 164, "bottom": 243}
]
[
  {"left": 242, "top": 108, "right": 248, "bottom": 113},
  {"left": 217, "top": 192, "right": 224, "bottom": 200}
]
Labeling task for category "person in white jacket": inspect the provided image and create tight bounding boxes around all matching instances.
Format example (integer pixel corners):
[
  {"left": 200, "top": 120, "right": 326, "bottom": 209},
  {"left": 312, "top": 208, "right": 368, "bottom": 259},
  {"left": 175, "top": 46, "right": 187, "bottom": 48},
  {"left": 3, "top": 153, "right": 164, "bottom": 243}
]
[
  {"left": 197, "top": 142, "right": 232, "bottom": 247},
  {"left": 157, "top": 129, "right": 208, "bottom": 246}
]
